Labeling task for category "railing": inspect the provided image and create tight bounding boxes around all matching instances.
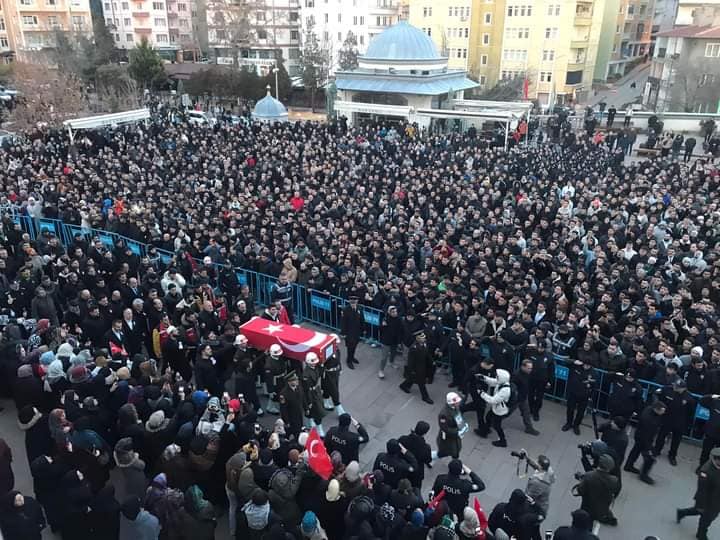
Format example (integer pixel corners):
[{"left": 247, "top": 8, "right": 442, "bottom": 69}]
[{"left": 4, "top": 213, "right": 708, "bottom": 441}]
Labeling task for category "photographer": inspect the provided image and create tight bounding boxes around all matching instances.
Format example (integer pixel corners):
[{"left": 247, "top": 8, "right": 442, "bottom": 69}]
[
  {"left": 513, "top": 450, "right": 555, "bottom": 517},
  {"left": 572, "top": 454, "right": 619, "bottom": 526},
  {"left": 431, "top": 458, "right": 485, "bottom": 519}
]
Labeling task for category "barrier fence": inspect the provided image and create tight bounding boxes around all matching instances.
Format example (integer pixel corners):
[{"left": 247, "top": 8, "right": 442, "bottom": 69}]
[{"left": 4, "top": 213, "right": 708, "bottom": 442}]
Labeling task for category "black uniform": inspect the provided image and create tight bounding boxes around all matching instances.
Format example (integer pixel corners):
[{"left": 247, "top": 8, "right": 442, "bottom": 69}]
[
  {"left": 372, "top": 443, "right": 418, "bottom": 489},
  {"left": 322, "top": 351, "right": 342, "bottom": 407},
  {"left": 340, "top": 303, "right": 364, "bottom": 367},
  {"left": 431, "top": 470, "right": 485, "bottom": 519},
  {"left": 528, "top": 351, "right": 554, "bottom": 419},
  {"left": 324, "top": 422, "right": 369, "bottom": 464},
  {"left": 598, "top": 420, "right": 629, "bottom": 493},
  {"left": 699, "top": 395, "right": 720, "bottom": 467},
  {"left": 465, "top": 361, "right": 495, "bottom": 436},
  {"left": 399, "top": 341, "right": 432, "bottom": 402},
  {"left": 654, "top": 386, "right": 696, "bottom": 461},
  {"left": 625, "top": 405, "right": 664, "bottom": 479},
  {"left": 564, "top": 362, "right": 597, "bottom": 431},
  {"left": 677, "top": 452, "right": 720, "bottom": 540},
  {"left": 398, "top": 427, "right": 433, "bottom": 488},
  {"left": 607, "top": 374, "right": 643, "bottom": 419},
  {"left": 279, "top": 382, "right": 305, "bottom": 438}
]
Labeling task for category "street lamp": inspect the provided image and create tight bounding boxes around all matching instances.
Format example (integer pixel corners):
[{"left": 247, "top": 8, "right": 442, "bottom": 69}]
[{"left": 273, "top": 65, "right": 280, "bottom": 100}]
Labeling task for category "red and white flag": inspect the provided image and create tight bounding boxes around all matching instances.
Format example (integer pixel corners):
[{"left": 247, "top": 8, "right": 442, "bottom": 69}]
[
  {"left": 474, "top": 497, "right": 489, "bottom": 539},
  {"left": 305, "top": 427, "right": 333, "bottom": 480}
]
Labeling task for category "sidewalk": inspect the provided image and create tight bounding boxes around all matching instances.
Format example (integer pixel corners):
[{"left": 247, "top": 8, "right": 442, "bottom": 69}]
[{"left": 586, "top": 63, "right": 650, "bottom": 109}]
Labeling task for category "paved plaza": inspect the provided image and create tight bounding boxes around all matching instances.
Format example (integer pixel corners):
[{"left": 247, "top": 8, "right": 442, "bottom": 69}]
[{"left": 0, "top": 336, "right": 705, "bottom": 540}]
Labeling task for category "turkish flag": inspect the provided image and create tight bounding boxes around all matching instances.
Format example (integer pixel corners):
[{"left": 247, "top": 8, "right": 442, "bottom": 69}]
[
  {"left": 305, "top": 427, "right": 333, "bottom": 480},
  {"left": 428, "top": 489, "right": 446, "bottom": 510},
  {"left": 474, "top": 497, "right": 489, "bottom": 539},
  {"left": 240, "top": 317, "right": 339, "bottom": 364}
]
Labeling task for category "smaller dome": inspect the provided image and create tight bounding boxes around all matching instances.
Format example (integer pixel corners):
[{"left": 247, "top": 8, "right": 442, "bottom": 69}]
[{"left": 253, "top": 88, "right": 288, "bottom": 120}]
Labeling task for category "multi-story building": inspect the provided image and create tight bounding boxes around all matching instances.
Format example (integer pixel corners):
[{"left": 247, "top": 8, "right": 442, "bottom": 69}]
[
  {"left": 595, "top": 0, "right": 655, "bottom": 79},
  {"left": 300, "top": 0, "right": 403, "bottom": 73},
  {"left": 101, "top": 0, "right": 198, "bottom": 60},
  {"left": 1, "top": 0, "right": 92, "bottom": 62},
  {"left": 199, "top": 0, "right": 301, "bottom": 76},
  {"left": 676, "top": 0, "right": 720, "bottom": 25},
  {"left": 644, "top": 8, "right": 720, "bottom": 111}
]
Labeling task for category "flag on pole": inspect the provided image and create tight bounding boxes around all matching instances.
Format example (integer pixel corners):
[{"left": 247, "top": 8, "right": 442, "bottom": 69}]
[
  {"left": 523, "top": 77, "right": 530, "bottom": 100},
  {"left": 305, "top": 427, "right": 333, "bottom": 480},
  {"left": 428, "top": 489, "right": 446, "bottom": 510},
  {"left": 474, "top": 497, "right": 489, "bottom": 539}
]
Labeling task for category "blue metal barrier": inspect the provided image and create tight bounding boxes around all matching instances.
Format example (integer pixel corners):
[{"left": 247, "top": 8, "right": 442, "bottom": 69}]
[{"left": 2, "top": 212, "right": 707, "bottom": 441}]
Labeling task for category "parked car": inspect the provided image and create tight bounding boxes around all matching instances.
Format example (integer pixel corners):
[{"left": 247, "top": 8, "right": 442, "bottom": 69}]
[{"left": 186, "top": 110, "right": 215, "bottom": 126}]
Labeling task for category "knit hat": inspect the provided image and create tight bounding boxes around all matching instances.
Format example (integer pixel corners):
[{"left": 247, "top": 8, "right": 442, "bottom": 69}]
[
  {"left": 410, "top": 508, "right": 425, "bottom": 527},
  {"left": 414, "top": 420, "right": 430, "bottom": 436},
  {"left": 17, "top": 405, "right": 37, "bottom": 426},
  {"left": 207, "top": 396, "right": 221, "bottom": 412},
  {"left": 344, "top": 460, "right": 360, "bottom": 482},
  {"left": 69, "top": 365, "right": 89, "bottom": 383},
  {"left": 325, "top": 479, "right": 341, "bottom": 502},
  {"left": 458, "top": 507, "right": 480, "bottom": 536},
  {"left": 40, "top": 351, "right": 55, "bottom": 365},
  {"left": 434, "top": 515, "right": 458, "bottom": 540},
  {"left": 379, "top": 502, "right": 396, "bottom": 522},
  {"left": 192, "top": 390, "right": 210, "bottom": 409},
  {"left": 300, "top": 511, "right": 318, "bottom": 534},
  {"left": 146, "top": 410, "right": 169, "bottom": 432},
  {"left": 114, "top": 438, "right": 136, "bottom": 467},
  {"left": 228, "top": 399, "right": 241, "bottom": 413},
  {"left": 598, "top": 454, "right": 615, "bottom": 472}
]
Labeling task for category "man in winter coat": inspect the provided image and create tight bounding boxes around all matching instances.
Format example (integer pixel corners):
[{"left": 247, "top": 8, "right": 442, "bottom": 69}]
[
  {"left": 324, "top": 413, "right": 369, "bottom": 464},
  {"left": 399, "top": 330, "right": 434, "bottom": 404},
  {"left": 398, "top": 421, "right": 433, "bottom": 488},
  {"left": 573, "top": 454, "right": 619, "bottom": 526},
  {"left": 552, "top": 509, "right": 599, "bottom": 540},
  {"left": 114, "top": 438, "right": 148, "bottom": 502},
  {"left": 119, "top": 496, "right": 160, "bottom": 540},
  {"left": 372, "top": 439, "right": 418, "bottom": 489},
  {"left": 437, "top": 392, "right": 468, "bottom": 458},
  {"left": 698, "top": 394, "right": 720, "bottom": 468},
  {"left": 340, "top": 296, "right": 364, "bottom": 368},
  {"left": 654, "top": 379, "right": 696, "bottom": 466},
  {"left": 562, "top": 359, "right": 597, "bottom": 436},
  {"left": 676, "top": 447, "right": 720, "bottom": 540},
  {"left": 431, "top": 459, "right": 485, "bottom": 519},
  {"left": 279, "top": 372, "right": 305, "bottom": 439},
  {"left": 379, "top": 305, "right": 403, "bottom": 379},
  {"left": 624, "top": 401, "right": 666, "bottom": 484},
  {"left": 480, "top": 369, "right": 513, "bottom": 447}
]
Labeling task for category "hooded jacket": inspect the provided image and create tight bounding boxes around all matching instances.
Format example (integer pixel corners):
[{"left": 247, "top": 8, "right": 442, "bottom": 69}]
[
  {"left": 119, "top": 499, "right": 161, "bottom": 540},
  {"left": 268, "top": 468, "right": 303, "bottom": 527},
  {"left": 480, "top": 369, "right": 512, "bottom": 416}
]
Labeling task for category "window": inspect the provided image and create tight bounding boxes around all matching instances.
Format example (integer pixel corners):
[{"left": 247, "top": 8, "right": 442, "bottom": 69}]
[
  {"left": 47, "top": 15, "right": 58, "bottom": 26},
  {"left": 482, "top": 33, "right": 489, "bottom": 45},
  {"left": 425, "top": 27, "right": 431, "bottom": 36},
  {"left": 114, "top": 33, "right": 119, "bottom": 41},
  {"left": 484, "top": 13, "right": 491, "bottom": 24},
  {"left": 481, "top": 54, "right": 488, "bottom": 65},
  {"left": 124, "top": 17, "right": 131, "bottom": 25},
  {"left": 465, "top": 28, "right": 469, "bottom": 37},
  {"left": 545, "top": 27, "right": 558, "bottom": 39},
  {"left": 20, "top": 0, "right": 32, "bottom": 5},
  {"left": 179, "top": 18, "right": 188, "bottom": 27},
  {"left": 353, "top": 15, "right": 357, "bottom": 24},
  {"left": 151, "top": 1, "right": 163, "bottom": 9},
  {"left": 154, "top": 17, "right": 165, "bottom": 26},
  {"left": 612, "top": 42, "right": 617, "bottom": 53},
  {"left": 323, "top": 30, "right": 328, "bottom": 41},
  {"left": 627, "top": 4, "right": 635, "bottom": 14},
  {"left": 126, "top": 33, "right": 133, "bottom": 41},
  {"left": 503, "top": 49, "right": 528, "bottom": 61},
  {"left": 616, "top": 24, "right": 620, "bottom": 33},
  {"left": 565, "top": 70, "right": 582, "bottom": 84},
  {"left": 257, "top": 11, "right": 265, "bottom": 21},
  {"left": 0, "top": 37, "right": 8, "bottom": 48},
  {"left": 104, "top": 2, "right": 110, "bottom": 9},
  {"left": 122, "top": 1, "right": 128, "bottom": 7},
  {"left": 0, "top": 18, "right": 4, "bottom": 30},
  {"left": 505, "top": 27, "right": 529, "bottom": 39},
  {"left": 156, "top": 33, "right": 167, "bottom": 42},
  {"left": 337, "top": 13, "right": 341, "bottom": 22},
  {"left": 324, "top": 13, "right": 328, "bottom": 23},
  {"left": 290, "top": 30, "right": 299, "bottom": 40},
  {"left": 46, "top": 0, "right": 57, "bottom": 5},
  {"left": 360, "top": 16, "right": 364, "bottom": 24},
  {"left": 215, "top": 29, "right": 225, "bottom": 39},
  {"left": 258, "top": 28, "right": 267, "bottom": 39},
  {"left": 547, "top": 4, "right": 560, "bottom": 15},
  {"left": 540, "top": 71, "right": 552, "bottom": 82},
  {"left": 359, "top": 34, "right": 364, "bottom": 45},
  {"left": 22, "top": 15, "right": 38, "bottom": 25},
  {"left": 289, "top": 11, "right": 298, "bottom": 21},
  {"left": 542, "top": 49, "right": 555, "bottom": 61},
  {"left": 180, "top": 33, "right": 189, "bottom": 40},
  {"left": 457, "top": 48, "right": 461, "bottom": 58},
  {"left": 480, "top": 75, "right": 486, "bottom": 85},
  {"left": 106, "top": 17, "right": 113, "bottom": 25},
  {"left": 337, "top": 31, "right": 341, "bottom": 40},
  {"left": 700, "top": 73, "right": 715, "bottom": 86},
  {"left": 705, "top": 43, "right": 720, "bottom": 57},
  {"left": 449, "top": 7, "right": 452, "bottom": 16},
  {"left": 423, "top": 6, "right": 432, "bottom": 17}
]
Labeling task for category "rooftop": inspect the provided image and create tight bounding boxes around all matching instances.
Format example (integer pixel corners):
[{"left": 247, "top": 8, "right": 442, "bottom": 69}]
[
  {"left": 363, "top": 21, "right": 443, "bottom": 62},
  {"left": 657, "top": 24, "right": 720, "bottom": 38}
]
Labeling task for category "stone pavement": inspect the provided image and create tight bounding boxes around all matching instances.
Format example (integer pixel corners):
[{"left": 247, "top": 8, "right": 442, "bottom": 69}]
[{"left": 0, "top": 336, "right": 706, "bottom": 539}]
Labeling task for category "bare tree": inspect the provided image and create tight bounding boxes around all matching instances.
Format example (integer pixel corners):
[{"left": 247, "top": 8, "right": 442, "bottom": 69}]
[
  {"left": 670, "top": 58, "right": 720, "bottom": 113},
  {"left": 206, "top": 0, "right": 259, "bottom": 66}
]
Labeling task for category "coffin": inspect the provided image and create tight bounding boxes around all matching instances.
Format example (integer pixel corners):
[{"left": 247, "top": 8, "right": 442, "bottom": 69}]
[{"left": 239, "top": 316, "right": 338, "bottom": 364}]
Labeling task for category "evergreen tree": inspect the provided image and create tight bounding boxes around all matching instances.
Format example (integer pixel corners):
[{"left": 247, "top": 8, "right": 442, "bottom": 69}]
[
  {"left": 299, "top": 22, "right": 330, "bottom": 112},
  {"left": 337, "top": 31, "right": 359, "bottom": 71},
  {"left": 128, "top": 38, "right": 165, "bottom": 90}
]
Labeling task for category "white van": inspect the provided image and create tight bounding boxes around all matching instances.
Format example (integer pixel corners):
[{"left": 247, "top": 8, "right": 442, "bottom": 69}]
[{"left": 186, "top": 110, "right": 215, "bottom": 126}]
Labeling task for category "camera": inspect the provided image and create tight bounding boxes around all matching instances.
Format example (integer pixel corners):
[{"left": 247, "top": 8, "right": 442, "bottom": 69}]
[
  {"left": 511, "top": 449, "right": 528, "bottom": 459},
  {"left": 578, "top": 442, "right": 593, "bottom": 455}
]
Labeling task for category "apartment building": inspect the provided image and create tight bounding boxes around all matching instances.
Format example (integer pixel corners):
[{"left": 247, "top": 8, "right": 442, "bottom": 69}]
[
  {"left": 0, "top": 0, "right": 92, "bottom": 61},
  {"left": 101, "top": 0, "right": 198, "bottom": 60},
  {"left": 300, "top": 0, "right": 403, "bottom": 73},
  {"left": 198, "top": 0, "right": 300, "bottom": 76},
  {"left": 409, "top": 0, "right": 475, "bottom": 72}
]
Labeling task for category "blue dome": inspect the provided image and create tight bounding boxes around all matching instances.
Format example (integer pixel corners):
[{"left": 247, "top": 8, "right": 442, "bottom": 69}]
[
  {"left": 364, "top": 21, "right": 441, "bottom": 61},
  {"left": 253, "top": 91, "right": 288, "bottom": 119}
]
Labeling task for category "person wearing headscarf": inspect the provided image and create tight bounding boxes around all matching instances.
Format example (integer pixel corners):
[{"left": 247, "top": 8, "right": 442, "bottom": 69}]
[
  {"left": 178, "top": 485, "right": 216, "bottom": 540},
  {"left": 300, "top": 510, "right": 328, "bottom": 540},
  {"left": 143, "top": 473, "right": 185, "bottom": 540},
  {"left": 0, "top": 439, "right": 14, "bottom": 495},
  {"left": 119, "top": 496, "right": 161, "bottom": 540},
  {"left": 43, "top": 358, "right": 70, "bottom": 411},
  {"left": 29, "top": 454, "right": 68, "bottom": 532},
  {"left": 88, "top": 484, "right": 120, "bottom": 540},
  {"left": 13, "top": 363, "right": 43, "bottom": 412},
  {"left": 0, "top": 491, "right": 45, "bottom": 540},
  {"left": 58, "top": 469, "right": 93, "bottom": 540}
]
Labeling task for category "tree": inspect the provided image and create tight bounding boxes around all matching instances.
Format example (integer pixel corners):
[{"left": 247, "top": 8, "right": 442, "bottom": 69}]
[
  {"left": 207, "top": 0, "right": 258, "bottom": 66},
  {"left": 299, "top": 22, "right": 330, "bottom": 112},
  {"left": 262, "top": 51, "right": 292, "bottom": 102},
  {"left": 669, "top": 58, "right": 720, "bottom": 113},
  {"left": 474, "top": 73, "right": 533, "bottom": 101},
  {"left": 337, "top": 31, "right": 359, "bottom": 71},
  {"left": 128, "top": 38, "right": 166, "bottom": 90},
  {"left": 96, "top": 64, "right": 139, "bottom": 112},
  {"left": 9, "top": 63, "right": 85, "bottom": 130}
]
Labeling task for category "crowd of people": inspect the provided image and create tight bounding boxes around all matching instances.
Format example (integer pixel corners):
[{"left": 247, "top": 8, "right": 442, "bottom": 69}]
[{"left": 0, "top": 111, "right": 719, "bottom": 540}]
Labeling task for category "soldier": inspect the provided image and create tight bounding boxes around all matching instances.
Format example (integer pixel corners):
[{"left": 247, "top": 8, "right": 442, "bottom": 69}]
[
  {"left": 608, "top": 369, "right": 643, "bottom": 421},
  {"left": 654, "top": 379, "right": 696, "bottom": 466},
  {"left": 263, "top": 343, "right": 288, "bottom": 414},
  {"left": 340, "top": 296, "right": 364, "bottom": 369},
  {"left": 279, "top": 371, "right": 304, "bottom": 439},
  {"left": 676, "top": 447, "right": 720, "bottom": 540},
  {"left": 324, "top": 413, "right": 369, "bottom": 464},
  {"left": 322, "top": 334, "right": 346, "bottom": 415},
  {"left": 399, "top": 330, "right": 434, "bottom": 404},
  {"left": 562, "top": 359, "right": 597, "bottom": 436},
  {"left": 302, "top": 352, "right": 326, "bottom": 437}
]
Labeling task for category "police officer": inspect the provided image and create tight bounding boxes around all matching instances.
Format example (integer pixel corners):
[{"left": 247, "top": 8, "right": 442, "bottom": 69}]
[
  {"left": 562, "top": 359, "right": 597, "bottom": 436},
  {"left": 431, "top": 459, "right": 485, "bottom": 519},
  {"left": 598, "top": 416, "right": 629, "bottom": 493},
  {"left": 654, "top": 379, "right": 696, "bottom": 466},
  {"left": 322, "top": 335, "right": 345, "bottom": 415},
  {"left": 677, "top": 447, "right": 720, "bottom": 540},
  {"left": 624, "top": 401, "right": 667, "bottom": 484},
  {"left": 279, "top": 371, "right": 304, "bottom": 439},
  {"left": 263, "top": 343, "right": 288, "bottom": 414},
  {"left": 302, "top": 352, "right": 326, "bottom": 437},
  {"left": 399, "top": 330, "right": 434, "bottom": 405},
  {"left": 372, "top": 438, "right": 418, "bottom": 489},
  {"left": 398, "top": 421, "right": 433, "bottom": 489},
  {"left": 324, "top": 413, "right": 369, "bottom": 464},
  {"left": 608, "top": 369, "right": 642, "bottom": 420},
  {"left": 465, "top": 354, "right": 495, "bottom": 437},
  {"left": 424, "top": 309, "right": 445, "bottom": 384},
  {"left": 698, "top": 394, "right": 720, "bottom": 468},
  {"left": 340, "top": 296, "right": 364, "bottom": 369},
  {"left": 527, "top": 340, "right": 554, "bottom": 422}
]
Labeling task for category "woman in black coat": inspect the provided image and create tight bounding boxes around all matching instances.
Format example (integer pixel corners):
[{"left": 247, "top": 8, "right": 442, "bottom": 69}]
[
  {"left": 0, "top": 439, "right": 14, "bottom": 494},
  {"left": 17, "top": 406, "right": 54, "bottom": 464},
  {"left": 13, "top": 364, "right": 43, "bottom": 413},
  {"left": 89, "top": 484, "right": 120, "bottom": 540},
  {"left": 0, "top": 491, "right": 46, "bottom": 540},
  {"left": 58, "top": 469, "right": 94, "bottom": 540},
  {"left": 30, "top": 455, "right": 69, "bottom": 532}
]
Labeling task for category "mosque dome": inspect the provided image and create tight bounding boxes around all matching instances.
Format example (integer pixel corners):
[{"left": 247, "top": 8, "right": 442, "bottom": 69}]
[
  {"left": 252, "top": 87, "right": 288, "bottom": 121},
  {"left": 364, "top": 21, "right": 442, "bottom": 61}
]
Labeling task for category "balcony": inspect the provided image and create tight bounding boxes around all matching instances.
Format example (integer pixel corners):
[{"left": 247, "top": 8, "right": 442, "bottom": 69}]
[
  {"left": 135, "top": 26, "right": 152, "bottom": 32},
  {"left": 567, "top": 59, "right": 586, "bottom": 70},
  {"left": 570, "top": 38, "right": 589, "bottom": 48},
  {"left": 133, "top": 10, "right": 150, "bottom": 16},
  {"left": 574, "top": 14, "right": 592, "bottom": 25}
]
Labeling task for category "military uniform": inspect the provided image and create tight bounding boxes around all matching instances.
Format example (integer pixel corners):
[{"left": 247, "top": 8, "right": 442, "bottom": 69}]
[
  {"left": 302, "top": 364, "right": 326, "bottom": 425},
  {"left": 279, "top": 373, "right": 305, "bottom": 439},
  {"left": 264, "top": 351, "right": 289, "bottom": 413},
  {"left": 322, "top": 350, "right": 342, "bottom": 409},
  {"left": 677, "top": 448, "right": 720, "bottom": 540}
]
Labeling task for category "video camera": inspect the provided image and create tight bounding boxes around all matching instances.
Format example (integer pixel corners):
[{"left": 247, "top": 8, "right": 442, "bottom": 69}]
[{"left": 511, "top": 449, "right": 528, "bottom": 459}]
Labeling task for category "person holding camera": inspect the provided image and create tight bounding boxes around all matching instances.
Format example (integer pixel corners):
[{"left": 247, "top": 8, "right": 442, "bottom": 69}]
[
  {"left": 624, "top": 401, "right": 666, "bottom": 485},
  {"left": 431, "top": 458, "right": 485, "bottom": 519},
  {"left": 562, "top": 359, "right": 596, "bottom": 436},
  {"left": 598, "top": 417, "right": 629, "bottom": 493},
  {"left": 573, "top": 454, "right": 619, "bottom": 526},
  {"left": 514, "top": 451, "right": 555, "bottom": 517}
]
